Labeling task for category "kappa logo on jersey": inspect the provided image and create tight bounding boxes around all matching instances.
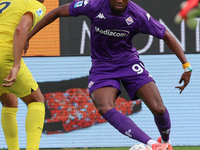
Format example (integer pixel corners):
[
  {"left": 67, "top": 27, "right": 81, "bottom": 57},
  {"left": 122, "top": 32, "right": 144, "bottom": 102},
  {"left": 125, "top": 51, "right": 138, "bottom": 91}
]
[
  {"left": 84, "top": 0, "right": 89, "bottom": 7},
  {"left": 88, "top": 81, "right": 94, "bottom": 88},
  {"left": 96, "top": 13, "right": 106, "bottom": 19},
  {"left": 36, "top": 8, "right": 43, "bottom": 17},
  {"left": 146, "top": 12, "right": 151, "bottom": 21},
  {"left": 74, "top": 1, "right": 83, "bottom": 8},
  {"left": 125, "top": 16, "right": 134, "bottom": 25}
]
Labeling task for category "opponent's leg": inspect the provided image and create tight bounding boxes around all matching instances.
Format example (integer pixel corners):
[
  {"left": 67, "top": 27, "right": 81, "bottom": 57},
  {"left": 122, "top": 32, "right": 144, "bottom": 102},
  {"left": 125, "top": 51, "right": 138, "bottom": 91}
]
[
  {"left": 21, "top": 88, "right": 45, "bottom": 150},
  {"left": 0, "top": 93, "right": 19, "bottom": 150},
  {"left": 91, "top": 87, "right": 154, "bottom": 145}
]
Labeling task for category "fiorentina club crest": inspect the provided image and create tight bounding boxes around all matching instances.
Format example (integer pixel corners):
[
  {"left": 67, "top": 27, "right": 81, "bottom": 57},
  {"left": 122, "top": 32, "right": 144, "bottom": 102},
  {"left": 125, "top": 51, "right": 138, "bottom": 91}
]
[{"left": 125, "top": 16, "right": 134, "bottom": 25}]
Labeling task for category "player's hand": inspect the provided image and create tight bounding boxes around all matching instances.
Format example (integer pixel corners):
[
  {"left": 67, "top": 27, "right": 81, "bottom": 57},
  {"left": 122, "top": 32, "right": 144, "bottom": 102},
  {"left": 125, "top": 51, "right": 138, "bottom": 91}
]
[
  {"left": 1, "top": 67, "right": 19, "bottom": 87},
  {"left": 175, "top": 71, "right": 192, "bottom": 94},
  {"left": 24, "top": 40, "right": 29, "bottom": 55}
]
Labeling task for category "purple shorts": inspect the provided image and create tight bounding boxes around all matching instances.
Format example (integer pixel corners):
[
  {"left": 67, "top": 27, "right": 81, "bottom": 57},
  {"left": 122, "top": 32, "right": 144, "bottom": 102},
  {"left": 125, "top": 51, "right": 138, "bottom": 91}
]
[{"left": 88, "top": 60, "right": 154, "bottom": 100}]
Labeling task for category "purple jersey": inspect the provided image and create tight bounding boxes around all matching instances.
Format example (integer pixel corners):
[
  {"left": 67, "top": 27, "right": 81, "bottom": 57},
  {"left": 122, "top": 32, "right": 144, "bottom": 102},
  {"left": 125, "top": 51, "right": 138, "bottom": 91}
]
[{"left": 69, "top": 0, "right": 166, "bottom": 63}]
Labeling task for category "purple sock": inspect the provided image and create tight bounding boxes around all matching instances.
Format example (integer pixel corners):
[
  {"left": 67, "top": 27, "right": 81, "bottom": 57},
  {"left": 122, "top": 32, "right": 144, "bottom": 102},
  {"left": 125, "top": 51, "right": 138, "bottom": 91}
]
[
  {"left": 103, "top": 108, "right": 151, "bottom": 144},
  {"left": 154, "top": 108, "right": 171, "bottom": 142}
]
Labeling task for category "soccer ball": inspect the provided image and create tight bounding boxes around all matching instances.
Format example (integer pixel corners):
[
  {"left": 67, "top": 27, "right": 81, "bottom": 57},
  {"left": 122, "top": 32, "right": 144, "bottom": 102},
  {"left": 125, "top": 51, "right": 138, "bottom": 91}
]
[{"left": 129, "top": 143, "right": 152, "bottom": 150}]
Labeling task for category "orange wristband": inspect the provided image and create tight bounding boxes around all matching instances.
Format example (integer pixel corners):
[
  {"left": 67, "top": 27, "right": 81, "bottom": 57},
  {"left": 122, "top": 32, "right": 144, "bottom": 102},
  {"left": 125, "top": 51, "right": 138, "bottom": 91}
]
[
  {"left": 182, "top": 62, "right": 190, "bottom": 69},
  {"left": 182, "top": 62, "right": 193, "bottom": 72}
]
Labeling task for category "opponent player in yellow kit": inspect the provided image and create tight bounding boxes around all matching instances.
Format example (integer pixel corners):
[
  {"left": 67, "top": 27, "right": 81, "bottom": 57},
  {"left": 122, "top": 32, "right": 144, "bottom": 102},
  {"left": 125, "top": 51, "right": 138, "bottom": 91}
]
[{"left": 0, "top": 0, "right": 46, "bottom": 149}]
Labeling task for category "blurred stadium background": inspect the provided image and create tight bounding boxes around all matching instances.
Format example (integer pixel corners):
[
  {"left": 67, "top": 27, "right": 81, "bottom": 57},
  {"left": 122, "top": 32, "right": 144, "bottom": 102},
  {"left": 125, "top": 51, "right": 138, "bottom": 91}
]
[{"left": 0, "top": 0, "right": 200, "bottom": 149}]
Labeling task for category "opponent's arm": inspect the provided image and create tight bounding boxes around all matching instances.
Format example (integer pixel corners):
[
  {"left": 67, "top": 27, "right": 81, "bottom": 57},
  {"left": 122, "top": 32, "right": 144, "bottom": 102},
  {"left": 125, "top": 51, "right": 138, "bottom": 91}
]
[
  {"left": 2, "top": 12, "right": 33, "bottom": 87},
  {"left": 162, "top": 29, "right": 192, "bottom": 94}
]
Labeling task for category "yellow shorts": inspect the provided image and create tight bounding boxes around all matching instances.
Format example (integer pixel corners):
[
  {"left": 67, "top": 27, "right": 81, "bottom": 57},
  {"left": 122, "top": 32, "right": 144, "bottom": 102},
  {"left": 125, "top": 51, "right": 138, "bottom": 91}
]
[{"left": 0, "top": 58, "right": 38, "bottom": 98}]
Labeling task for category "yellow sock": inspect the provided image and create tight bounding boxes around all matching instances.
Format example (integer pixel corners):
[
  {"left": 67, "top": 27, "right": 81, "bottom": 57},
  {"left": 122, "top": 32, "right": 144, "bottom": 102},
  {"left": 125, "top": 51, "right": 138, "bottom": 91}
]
[
  {"left": 26, "top": 102, "right": 45, "bottom": 150},
  {"left": 1, "top": 107, "right": 19, "bottom": 150}
]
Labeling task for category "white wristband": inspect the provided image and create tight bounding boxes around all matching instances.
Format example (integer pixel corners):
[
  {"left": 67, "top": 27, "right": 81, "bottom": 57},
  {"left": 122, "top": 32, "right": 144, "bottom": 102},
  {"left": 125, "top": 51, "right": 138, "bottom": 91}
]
[
  {"left": 182, "top": 62, "right": 193, "bottom": 72},
  {"left": 184, "top": 65, "right": 193, "bottom": 72}
]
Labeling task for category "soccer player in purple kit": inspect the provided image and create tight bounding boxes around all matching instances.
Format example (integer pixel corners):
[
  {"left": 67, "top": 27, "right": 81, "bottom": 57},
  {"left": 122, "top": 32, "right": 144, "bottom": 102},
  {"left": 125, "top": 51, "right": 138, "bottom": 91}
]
[{"left": 26, "top": 0, "right": 192, "bottom": 150}]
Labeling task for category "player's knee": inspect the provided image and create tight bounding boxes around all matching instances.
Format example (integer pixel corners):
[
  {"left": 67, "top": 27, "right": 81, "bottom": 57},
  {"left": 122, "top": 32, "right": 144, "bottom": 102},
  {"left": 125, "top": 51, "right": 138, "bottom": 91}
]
[
  {"left": 1, "top": 102, "right": 18, "bottom": 108},
  {"left": 31, "top": 88, "right": 45, "bottom": 103},
  {"left": 32, "top": 93, "right": 45, "bottom": 103},
  {"left": 21, "top": 91, "right": 45, "bottom": 105},
  {"left": 34, "top": 95, "right": 44, "bottom": 103},
  {"left": 152, "top": 105, "right": 166, "bottom": 116},
  {"left": 24, "top": 97, "right": 44, "bottom": 106},
  {"left": 97, "top": 106, "right": 112, "bottom": 116},
  {"left": 0, "top": 94, "right": 18, "bottom": 108}
]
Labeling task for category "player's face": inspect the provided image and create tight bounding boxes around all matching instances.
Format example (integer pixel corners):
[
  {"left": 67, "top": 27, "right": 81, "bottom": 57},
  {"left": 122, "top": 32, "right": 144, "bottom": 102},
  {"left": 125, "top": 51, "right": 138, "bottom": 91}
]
[{"left": 109, "top": 0, "right": 129, "bottom": 15}]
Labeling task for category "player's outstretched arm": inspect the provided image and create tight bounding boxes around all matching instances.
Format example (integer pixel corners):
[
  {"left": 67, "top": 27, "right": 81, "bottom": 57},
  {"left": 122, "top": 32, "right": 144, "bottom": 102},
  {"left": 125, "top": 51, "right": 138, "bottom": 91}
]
[
  {"left": 162, "top": 29, "right": 192, "bottom": 94},
  {"left": 163, "top": 29, "right": 187, "bottom": 64}
]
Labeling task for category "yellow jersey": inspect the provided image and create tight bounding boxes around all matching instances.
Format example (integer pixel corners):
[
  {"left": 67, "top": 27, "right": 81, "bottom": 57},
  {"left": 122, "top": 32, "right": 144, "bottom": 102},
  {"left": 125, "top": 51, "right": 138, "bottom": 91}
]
[{"left": 0, "top": 0, "right": 46, "bottom": 59}]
